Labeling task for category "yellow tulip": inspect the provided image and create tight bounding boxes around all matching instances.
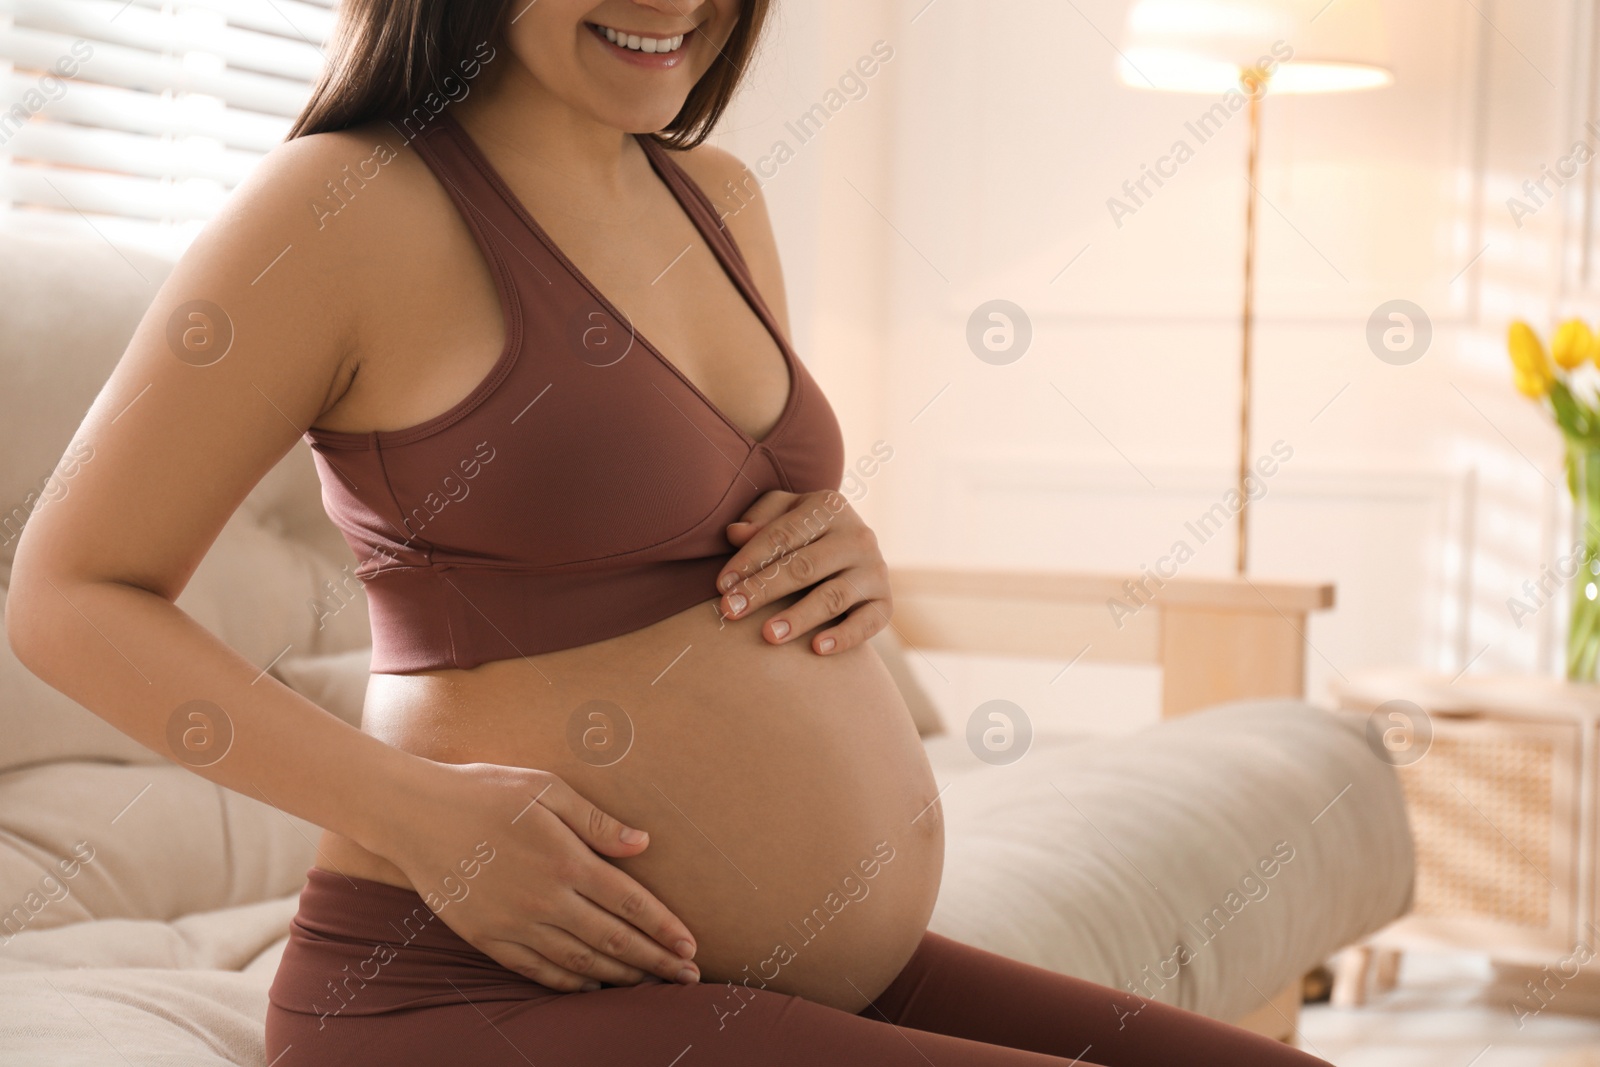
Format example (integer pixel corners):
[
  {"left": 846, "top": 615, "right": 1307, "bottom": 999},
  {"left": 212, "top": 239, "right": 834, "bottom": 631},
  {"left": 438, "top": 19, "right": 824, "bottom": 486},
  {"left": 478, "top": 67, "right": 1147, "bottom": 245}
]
[
  {"left": 1552, "top": 319, "right": 1598, "bottom": 369},
  {"left": 1513, "top": 368, "right": 1551, "bottom": 399},
  {"left": 1508, "top": 320, "right": 1555, "bottom": 399}
]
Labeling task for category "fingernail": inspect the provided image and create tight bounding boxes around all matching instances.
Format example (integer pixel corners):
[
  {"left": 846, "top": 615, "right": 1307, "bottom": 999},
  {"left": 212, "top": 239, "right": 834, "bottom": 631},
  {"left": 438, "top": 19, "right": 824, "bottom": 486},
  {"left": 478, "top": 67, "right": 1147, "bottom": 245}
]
[
  {"left": 770, "top": 619, "right": 790, "bottom": 640},
  {"left": 676, "top": 966, "right": 699, "bottom": 985},
  {"left": 727, "top": 592, "right": 747, "bottom": 616},
  {"left": 718, "top": 572, "right": 738, "bottom": 591},
  {"left": 620, "top": 827, "right": 647, "bottom": 844},
  {"left": 818, "top": 637, "right": 836, "bottom": 653},
  {"left": 581, "top": 980, "right": 601, "bottom": 992},
  {"left": 674, "top": 939, "right": 695, "bottom": 959}
]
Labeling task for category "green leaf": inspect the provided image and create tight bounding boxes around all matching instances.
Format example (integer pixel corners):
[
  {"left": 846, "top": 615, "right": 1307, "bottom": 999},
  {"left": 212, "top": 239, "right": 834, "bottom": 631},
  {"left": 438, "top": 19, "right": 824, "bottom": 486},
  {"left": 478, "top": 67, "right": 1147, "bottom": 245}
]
[{"left": 1551, "top": 380, "right": 1600, "bottom": 442}]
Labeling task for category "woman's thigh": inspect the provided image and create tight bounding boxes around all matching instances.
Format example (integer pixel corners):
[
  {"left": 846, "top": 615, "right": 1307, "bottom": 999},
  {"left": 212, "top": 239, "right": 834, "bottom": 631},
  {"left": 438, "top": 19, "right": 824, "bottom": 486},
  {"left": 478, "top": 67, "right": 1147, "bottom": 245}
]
[
  {"left": 268, "top": 934, "right": 1329, "bottom": 1067},
  {"left": 868, "top": 932, "right": 1331, "bottom": 1067},
  {"left": 266, "top": 870, "right": 1325, "bottom": 1067},
  {"left": 271, "top": 979, "right": 1123, "bottom": 1067},
  {"left": 265, "top": 869, "right": 1087, "bottom": 1067}
]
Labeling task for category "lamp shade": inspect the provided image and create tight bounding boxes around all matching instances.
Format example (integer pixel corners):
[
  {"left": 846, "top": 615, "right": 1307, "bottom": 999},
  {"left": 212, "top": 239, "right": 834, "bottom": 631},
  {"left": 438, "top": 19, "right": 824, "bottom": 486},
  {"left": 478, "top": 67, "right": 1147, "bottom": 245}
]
[{"left": 1119, "top": 0, "right": 1392, "bottom": 94}]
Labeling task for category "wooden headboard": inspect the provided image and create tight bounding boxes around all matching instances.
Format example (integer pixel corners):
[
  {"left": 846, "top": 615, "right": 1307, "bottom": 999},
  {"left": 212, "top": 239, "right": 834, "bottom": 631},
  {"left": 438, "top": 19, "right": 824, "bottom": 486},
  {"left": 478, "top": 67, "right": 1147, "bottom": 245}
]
[{"left": 888, "top": 567, "right": 1335, "bottom": 719}]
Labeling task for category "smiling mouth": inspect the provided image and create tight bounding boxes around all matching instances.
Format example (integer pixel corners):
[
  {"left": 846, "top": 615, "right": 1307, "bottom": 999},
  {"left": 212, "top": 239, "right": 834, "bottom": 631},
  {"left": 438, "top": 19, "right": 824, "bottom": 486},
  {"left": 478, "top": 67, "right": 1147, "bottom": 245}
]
[{"left": 585, "top": 21, "right": 688, "bottom": 55}]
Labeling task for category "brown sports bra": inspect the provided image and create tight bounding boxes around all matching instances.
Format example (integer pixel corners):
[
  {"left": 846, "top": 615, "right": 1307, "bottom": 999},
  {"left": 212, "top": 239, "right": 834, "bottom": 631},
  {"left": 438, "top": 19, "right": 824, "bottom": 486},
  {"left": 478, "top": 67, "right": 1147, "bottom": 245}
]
[{"left": 303, "top": 109, "right": 846, "bottom": 672}]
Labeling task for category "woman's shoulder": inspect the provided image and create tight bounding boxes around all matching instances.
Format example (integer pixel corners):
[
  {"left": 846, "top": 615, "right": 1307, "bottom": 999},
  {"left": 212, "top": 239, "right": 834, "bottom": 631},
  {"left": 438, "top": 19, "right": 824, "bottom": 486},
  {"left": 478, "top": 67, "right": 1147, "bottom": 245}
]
[
  {"left": 166, "top": 117, "right": 461, "bottom": 413},
  {"left": 196, "top": 116, "right": 456, "bottom": 333},
  {"left": 666, "top": 140, "right": 790, "bottom": 334},
  {"left": 667, "top": 141, "right": 765, "bottom": 235},
  {"left": 176, "top": 119, "right": 413, "bottom": 297},
  {"left": 241, "top": 118, "right": 426, "bottom": 241}
]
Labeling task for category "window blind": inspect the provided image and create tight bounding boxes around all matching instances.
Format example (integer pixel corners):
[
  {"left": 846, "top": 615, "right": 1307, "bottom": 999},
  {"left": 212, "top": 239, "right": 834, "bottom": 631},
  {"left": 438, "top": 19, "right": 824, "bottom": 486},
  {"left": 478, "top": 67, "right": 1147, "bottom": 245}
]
[{"left": 0, "top": 0, "right": 336, "bottom": 258}]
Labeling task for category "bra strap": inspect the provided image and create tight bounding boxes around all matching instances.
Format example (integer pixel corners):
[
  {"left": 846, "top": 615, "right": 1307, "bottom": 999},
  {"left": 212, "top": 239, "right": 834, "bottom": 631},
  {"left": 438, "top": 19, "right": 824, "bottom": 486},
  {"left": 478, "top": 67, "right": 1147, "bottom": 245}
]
[
  {"left": 395, "top": 109, "right": 555, "bottom": 283},
  {"left": 637, "top": 134, "right": 757, "bottom": 278}
]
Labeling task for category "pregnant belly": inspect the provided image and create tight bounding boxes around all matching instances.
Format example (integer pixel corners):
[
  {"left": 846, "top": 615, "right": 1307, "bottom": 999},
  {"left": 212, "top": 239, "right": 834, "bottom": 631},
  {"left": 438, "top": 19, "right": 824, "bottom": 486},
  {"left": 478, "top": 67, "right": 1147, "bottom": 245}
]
[{"left": 316, "top": 590, "right": 945, "bottom": 1011}]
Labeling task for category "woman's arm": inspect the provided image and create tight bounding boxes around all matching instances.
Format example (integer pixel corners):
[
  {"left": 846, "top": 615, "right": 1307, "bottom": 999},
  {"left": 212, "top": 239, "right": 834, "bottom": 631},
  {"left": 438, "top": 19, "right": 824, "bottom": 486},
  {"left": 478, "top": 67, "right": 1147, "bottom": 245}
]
[
  {"left": 5, "top": 131, "right": 398, "bottom": 840},
  {"left": 4, "top": 130, "right": 699, "bottom": 991}
]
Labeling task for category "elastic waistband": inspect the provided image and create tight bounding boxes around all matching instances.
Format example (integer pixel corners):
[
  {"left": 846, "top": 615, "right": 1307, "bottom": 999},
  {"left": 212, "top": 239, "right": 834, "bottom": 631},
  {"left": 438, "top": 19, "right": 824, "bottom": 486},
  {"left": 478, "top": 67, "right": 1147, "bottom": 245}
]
[
  {"left": 293, "top": 867, "right": 472, "bottom": 955},
  {"left": 272, "top": 868, "right": 556, "bottom": 1020}
]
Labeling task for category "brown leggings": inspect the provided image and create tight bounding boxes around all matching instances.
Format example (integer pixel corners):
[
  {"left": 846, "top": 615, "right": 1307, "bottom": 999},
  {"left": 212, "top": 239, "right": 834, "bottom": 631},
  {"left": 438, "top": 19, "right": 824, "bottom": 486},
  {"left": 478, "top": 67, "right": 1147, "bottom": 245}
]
[{"left": 266, "top": 868, "right": 1331, "bottom": 1066}]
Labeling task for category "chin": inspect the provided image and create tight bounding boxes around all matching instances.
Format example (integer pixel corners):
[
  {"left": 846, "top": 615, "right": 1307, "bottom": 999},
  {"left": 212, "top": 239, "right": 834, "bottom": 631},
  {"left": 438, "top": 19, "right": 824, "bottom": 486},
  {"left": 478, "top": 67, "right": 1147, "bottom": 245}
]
[{"left": 586, "top": 100, "right": 696, "bottom": 137}]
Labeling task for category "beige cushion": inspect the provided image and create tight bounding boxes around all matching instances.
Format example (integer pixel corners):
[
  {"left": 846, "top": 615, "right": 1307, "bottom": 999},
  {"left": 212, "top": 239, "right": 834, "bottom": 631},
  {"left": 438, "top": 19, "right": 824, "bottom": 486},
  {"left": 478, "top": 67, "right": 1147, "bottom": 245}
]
[
  {"left": 924, "top": 699, "right": 1415, "bottom": 1023},
  {"left": 272, "top": 647, "right": 371, "bottom": 728},
  {"left": 0, "top": 762, "right": 318, "bottom": 934}
]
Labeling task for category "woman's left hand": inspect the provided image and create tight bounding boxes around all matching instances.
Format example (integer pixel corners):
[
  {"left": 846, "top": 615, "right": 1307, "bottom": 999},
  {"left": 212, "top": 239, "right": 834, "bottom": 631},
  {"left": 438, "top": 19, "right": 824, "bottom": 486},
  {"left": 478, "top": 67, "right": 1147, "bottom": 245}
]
[{"left": 716, "top": 489, "right": 892, "bottom": 654}]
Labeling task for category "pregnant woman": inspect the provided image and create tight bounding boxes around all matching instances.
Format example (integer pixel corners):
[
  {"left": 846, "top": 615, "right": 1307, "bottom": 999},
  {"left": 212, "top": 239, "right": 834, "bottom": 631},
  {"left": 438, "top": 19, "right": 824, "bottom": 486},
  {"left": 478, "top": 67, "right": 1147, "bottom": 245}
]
[{"left": 6, "top": 1, "right": 1330, "bottom": 1064}]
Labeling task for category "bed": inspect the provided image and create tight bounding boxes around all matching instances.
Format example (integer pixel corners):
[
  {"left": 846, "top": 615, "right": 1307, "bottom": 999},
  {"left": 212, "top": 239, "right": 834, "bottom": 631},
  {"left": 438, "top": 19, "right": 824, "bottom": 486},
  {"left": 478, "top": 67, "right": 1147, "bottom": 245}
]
[{"left": 0, "top": 230, "right": 1413, "bottom": 1062}]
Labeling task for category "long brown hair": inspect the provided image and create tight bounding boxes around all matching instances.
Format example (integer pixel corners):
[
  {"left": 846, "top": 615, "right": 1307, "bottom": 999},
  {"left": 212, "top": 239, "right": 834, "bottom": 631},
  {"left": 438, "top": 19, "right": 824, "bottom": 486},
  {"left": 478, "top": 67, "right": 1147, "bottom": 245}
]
[{"left": 288, "top": 0, "right": 770, "bottom": 149}]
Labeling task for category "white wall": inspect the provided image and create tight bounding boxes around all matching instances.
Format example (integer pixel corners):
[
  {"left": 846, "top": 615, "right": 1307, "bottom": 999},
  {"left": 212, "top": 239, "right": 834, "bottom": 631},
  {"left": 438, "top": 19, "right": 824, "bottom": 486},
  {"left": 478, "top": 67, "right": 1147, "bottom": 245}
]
[{"left": 714, "top": 0, "right": 1592, "bottom": 726}]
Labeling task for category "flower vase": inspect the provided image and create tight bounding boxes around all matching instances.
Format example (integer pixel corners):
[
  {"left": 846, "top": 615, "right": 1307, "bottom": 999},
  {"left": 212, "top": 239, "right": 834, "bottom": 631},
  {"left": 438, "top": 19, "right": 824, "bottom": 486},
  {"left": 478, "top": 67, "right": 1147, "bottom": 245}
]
[{"left": 1567, "top": 442, "right": 1600, "bottom": 681}]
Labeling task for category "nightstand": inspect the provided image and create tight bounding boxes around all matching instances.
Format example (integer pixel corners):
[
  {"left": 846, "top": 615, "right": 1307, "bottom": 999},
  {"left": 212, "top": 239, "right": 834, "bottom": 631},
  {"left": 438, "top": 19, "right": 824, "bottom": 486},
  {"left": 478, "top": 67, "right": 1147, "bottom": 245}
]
[{"left": 1330, "top": 670, "right": 1600, "bottom": 1005}]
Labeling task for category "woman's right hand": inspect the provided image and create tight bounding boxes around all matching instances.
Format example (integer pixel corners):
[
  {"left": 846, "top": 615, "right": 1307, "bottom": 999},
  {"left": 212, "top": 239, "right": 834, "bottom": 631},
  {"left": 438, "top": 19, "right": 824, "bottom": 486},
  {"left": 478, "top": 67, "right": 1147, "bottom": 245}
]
[{"left": 376, "top": 757, "right": 701, "bottom": 992}]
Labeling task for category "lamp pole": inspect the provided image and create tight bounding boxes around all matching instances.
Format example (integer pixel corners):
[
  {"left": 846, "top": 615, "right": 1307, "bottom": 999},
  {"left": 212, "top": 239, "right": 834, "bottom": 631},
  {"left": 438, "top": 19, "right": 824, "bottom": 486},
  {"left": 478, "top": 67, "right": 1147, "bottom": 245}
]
[{"left": 1236, "top": 68, "right": 1268, "bottom": 576}]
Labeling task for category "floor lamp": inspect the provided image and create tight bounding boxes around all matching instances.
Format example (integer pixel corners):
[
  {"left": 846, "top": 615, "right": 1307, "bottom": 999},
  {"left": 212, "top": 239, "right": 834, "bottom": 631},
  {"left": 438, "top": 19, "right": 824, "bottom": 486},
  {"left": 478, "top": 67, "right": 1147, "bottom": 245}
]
[{"left": 1117, "top": 0, "right": 1392, "bottom": 574}]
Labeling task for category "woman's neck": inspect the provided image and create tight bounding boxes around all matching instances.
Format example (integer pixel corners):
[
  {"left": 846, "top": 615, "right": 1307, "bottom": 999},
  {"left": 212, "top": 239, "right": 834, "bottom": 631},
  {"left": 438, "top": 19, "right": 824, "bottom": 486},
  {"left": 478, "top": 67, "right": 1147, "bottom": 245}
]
[{"left": 453, "top": 60, "right": 643, "bottom": 206}]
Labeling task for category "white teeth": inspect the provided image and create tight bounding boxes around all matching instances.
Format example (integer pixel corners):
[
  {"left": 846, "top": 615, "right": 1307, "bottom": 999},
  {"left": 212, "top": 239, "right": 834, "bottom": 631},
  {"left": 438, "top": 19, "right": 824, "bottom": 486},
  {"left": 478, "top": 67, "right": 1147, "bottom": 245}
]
[{"left": 596, "top": 24, "right": 684, "bottom": 54}]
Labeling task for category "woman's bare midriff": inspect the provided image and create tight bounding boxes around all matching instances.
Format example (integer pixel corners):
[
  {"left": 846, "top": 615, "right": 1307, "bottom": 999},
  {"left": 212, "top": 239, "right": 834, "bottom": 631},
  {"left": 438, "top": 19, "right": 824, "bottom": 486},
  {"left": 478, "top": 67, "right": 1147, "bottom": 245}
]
[{"left": 316, "top": 590, "right": 945, "bottom": 1010}]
